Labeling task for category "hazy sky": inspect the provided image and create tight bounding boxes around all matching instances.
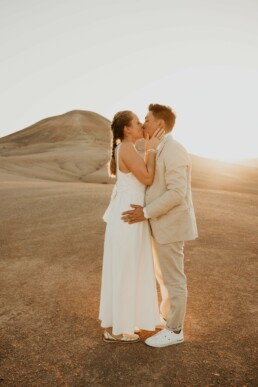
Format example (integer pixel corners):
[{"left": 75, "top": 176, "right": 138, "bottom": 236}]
[{"left": 0, "top": 0, "right": 257, "bottom": 160}]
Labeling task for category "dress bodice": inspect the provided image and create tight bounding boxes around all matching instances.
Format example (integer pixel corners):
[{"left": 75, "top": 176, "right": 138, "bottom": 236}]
[
  {"left": 115, "top": 143, "right": 146, "bottom": 195},
  {"left": 103, "top": 143, "right": 146, "bottom": 223}
]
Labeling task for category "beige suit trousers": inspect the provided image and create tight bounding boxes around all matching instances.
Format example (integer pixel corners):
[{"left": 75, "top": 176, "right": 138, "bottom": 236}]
[{"left": 152, "top": 238, "right": 187, "bottom": 331}]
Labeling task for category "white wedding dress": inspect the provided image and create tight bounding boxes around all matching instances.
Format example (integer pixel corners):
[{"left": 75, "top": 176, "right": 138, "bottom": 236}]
[{"left": 99, "top": 144, "right": 160, "bottom": 335}]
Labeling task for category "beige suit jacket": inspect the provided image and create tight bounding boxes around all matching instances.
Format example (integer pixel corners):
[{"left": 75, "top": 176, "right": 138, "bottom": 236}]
[{"left": 145, "top": 136, "right": 198, "bottom": 244}]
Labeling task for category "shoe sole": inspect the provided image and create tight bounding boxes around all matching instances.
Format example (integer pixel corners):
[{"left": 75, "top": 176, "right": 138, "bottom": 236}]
[
  {"left": 103, "top": 335, "right": 140, "bottom": 344},
  {"left": 145, "top": 339, "right": 184, "bottom": 348},
  {"left": 103, "top": 338, "right": 140, "bottom": 344}
]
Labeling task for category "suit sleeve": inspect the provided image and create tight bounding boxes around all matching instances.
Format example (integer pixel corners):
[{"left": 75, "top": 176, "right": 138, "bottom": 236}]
[{"left": 145, "top": 143, "right": 189, "bottom": 219}]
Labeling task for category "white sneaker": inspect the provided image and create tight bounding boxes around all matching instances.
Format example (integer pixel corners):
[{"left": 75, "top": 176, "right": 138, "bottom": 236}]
[{"left": 145, "top": 328, "right": 184, "bottom": 348}]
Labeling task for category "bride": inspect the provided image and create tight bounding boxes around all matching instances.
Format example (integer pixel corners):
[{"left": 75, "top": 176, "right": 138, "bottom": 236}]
[{"left": 99, "top": 110, "right": 165, "bottom": 343}]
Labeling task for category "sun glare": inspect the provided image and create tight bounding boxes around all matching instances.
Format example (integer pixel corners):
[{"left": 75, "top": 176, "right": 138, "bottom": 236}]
[{"left": 105, "top": 65, "right": 258, "bottom": 162}]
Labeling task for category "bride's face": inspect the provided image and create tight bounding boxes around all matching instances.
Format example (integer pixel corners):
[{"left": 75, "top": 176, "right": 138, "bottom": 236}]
[{"left": 127, "top": 115, "right": 144, "bottom": 141}]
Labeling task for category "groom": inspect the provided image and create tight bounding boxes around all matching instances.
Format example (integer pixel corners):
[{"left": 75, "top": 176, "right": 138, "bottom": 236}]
[{"left": 122, "top": 103, "right": 198, "bottom": 347}]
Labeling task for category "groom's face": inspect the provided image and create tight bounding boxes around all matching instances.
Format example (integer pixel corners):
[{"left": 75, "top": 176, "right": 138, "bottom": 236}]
[{"left": 143, "top": 111, "right": 158, "bottom": 138}]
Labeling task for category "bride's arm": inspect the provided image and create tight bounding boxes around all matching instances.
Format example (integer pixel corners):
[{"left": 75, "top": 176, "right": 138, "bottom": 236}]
[
  {"left": 120, "top": 129, "right": 164, "bottom": 186},
  {"left": 121, "top": 144, "right": 155, "bottom": 185}
]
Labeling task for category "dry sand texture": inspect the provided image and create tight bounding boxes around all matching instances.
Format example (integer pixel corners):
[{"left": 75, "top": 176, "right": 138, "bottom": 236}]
[{"left": 0, "top": 110, "right": 257, "bottom": 386}]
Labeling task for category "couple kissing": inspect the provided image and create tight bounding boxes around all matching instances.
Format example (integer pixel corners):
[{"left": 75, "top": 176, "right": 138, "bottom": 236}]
[{"left": 99, "top": 103, "right": 198, "bottom": 347}]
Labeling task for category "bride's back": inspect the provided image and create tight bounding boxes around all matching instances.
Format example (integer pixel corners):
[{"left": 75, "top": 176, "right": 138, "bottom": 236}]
[{"left": 115, "top": 143, "right": 146, "bottom": 194}]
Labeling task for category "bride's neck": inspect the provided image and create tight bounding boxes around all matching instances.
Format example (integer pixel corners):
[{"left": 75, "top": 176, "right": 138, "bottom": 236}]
[{"left": 121, "top": 137, "right": 136, "bottom": 145}]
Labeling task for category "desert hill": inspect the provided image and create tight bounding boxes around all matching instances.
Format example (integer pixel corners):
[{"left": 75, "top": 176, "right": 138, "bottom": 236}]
[
  {"left": 0, "top": 110, "right": 258, "bottom": 194},
  {"left": 190, "top": 154, "right": 258, "bottom": 195},
  {"left": 0, "top": 110, "right": 113, "bottom": 183},
  {"left": 0, "top": 110, "right": 110, "bottom": 145}
]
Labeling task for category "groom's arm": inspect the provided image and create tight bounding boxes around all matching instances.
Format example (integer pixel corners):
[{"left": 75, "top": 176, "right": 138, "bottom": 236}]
[{"left": 145, "top": 143, "right": 189, "bottom": 220}]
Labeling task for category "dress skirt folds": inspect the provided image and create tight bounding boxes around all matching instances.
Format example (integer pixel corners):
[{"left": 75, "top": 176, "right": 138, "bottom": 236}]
[{"left": 99, "top": 144, "right": 160, "bottom": 335}]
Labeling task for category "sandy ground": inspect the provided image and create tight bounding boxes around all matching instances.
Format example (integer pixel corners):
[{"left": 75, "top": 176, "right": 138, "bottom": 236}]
[{"left": 0, "top": 179, "right": 257, "bottom": 386}]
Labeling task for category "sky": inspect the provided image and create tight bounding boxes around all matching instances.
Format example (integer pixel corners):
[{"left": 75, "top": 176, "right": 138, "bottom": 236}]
[{"left": 0, "top": 0, "right": 257, "bottom": 161}]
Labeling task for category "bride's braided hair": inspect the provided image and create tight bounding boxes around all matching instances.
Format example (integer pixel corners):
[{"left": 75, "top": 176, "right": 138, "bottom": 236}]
[{"left": 109, "top": 110, "right": 133, "bottom": 177}]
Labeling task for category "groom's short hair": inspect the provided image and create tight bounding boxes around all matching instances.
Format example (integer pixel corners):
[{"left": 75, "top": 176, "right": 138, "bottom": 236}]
[{"left": 149, "top": 104, "right": 176, "bottom": 132}]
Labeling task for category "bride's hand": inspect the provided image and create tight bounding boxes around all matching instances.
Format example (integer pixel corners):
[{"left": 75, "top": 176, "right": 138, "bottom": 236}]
[
  {"left": 146, "top": 128, "right": 165, "bottom": 151},
  {"left": 144, "top": 133, "right": 150, "bottom": 153}
]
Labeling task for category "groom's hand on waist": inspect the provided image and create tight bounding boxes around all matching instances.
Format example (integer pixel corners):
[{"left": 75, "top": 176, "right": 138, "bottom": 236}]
[{"left": 121, "top": 205, "right": 146, "bottom": 224}]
